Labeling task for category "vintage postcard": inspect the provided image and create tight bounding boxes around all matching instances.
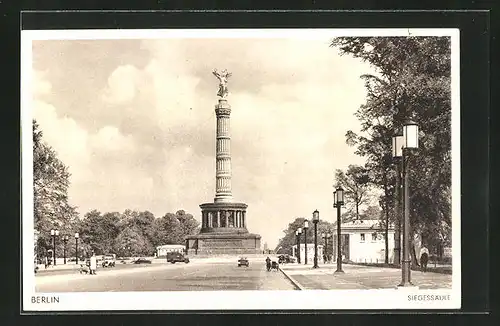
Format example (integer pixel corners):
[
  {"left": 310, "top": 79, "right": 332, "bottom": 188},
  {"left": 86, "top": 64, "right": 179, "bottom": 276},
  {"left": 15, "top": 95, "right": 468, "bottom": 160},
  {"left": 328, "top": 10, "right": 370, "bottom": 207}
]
[{"left": 22, "top": 28, "right": 460, "bottom": 311}]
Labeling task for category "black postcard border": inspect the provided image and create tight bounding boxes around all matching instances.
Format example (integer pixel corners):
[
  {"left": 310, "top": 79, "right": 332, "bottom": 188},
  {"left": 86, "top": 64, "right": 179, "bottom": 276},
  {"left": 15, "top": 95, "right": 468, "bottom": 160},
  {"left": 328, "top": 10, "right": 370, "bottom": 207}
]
[{"left": 4, "top": 9, "right": 492, "bottom": 322}]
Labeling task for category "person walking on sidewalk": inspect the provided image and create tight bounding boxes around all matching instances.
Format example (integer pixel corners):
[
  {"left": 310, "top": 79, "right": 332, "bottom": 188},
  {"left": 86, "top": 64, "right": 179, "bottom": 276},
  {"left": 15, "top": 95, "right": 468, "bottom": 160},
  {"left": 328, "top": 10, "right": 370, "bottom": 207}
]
[
  {"left": 90, "top": 253, "right": 97, "bottom": 275},
  {"left": 265, "top": 256, "right": 271, "bottom": 272},
  {"left": 420, "top": 246, "right": 429, "bottom": 273}
]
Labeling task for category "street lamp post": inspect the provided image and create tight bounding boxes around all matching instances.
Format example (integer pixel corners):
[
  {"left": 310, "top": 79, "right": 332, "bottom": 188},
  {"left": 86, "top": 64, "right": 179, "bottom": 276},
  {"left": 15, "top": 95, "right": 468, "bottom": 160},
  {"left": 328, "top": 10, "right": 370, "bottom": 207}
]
[
  {"left": 312, "top": 210, "right": 319, "bottom": 268},
  {"left": 327, "top": 232, "right": 332, "bottom": 262},
  {"left": 296, "top": 228, "right": 302, "bottom": 264},
  {"left": 63, "top": 235, "right": 69, "bottom": 264},
  {"left": 399, "top": 120, "right": 419, "bottom": 287},
  {"left": 303, "top": 220, "right": 309, "bottom": 265},
  {"left": 50, "top": 229, "right": 59, "bottom": 266},
  {"left": 74, "top": 233, "right": 79, "bottom": 264},
  {"left": 392, "top": 131, "right": 404, "bottom": 266},
  {"left": 334, "top": 187, "right": 345, "bottom": 274}
]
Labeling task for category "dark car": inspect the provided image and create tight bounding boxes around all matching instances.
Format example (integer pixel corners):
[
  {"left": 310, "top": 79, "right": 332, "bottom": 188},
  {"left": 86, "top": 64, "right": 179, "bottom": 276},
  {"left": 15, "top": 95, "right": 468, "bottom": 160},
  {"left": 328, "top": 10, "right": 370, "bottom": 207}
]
[
  {"left": 166, "top": 252, "right": 190, "bottom": 264},
  {"left": 133, "top": 258, "right": 152, "bottom": 264},
  {"left": 278, "top": 254, "right": 296, "bottom": 264},
  {"left": 238, "top": 257, "right": 249, "bottom": 267}
]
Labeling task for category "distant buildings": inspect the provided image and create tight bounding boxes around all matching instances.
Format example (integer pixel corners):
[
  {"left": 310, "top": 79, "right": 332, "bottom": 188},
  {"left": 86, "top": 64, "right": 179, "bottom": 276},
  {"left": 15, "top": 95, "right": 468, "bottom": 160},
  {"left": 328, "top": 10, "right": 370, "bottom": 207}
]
[
  {"left": 334, "top": 219, "right": 395, "bottom": 264},
  {"left": 291, "top": 243, "right": 324, "bottom": 264}
]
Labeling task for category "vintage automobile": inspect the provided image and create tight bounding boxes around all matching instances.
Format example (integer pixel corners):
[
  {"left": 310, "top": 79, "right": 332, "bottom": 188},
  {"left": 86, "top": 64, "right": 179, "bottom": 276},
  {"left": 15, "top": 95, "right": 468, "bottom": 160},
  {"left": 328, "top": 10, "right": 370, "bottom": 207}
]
[
  {"left": 133, "top": 258, "right": 152, "bottom": 264},
  {"left": 166, "top": 252, "right": 190, "bottom": 264},
  {"left": 238, "top": 257, "right": 249, "bottom": 267},
  {"left": 278, "top": 254, "right": 296, "bottom": 264},
  {"left": 101, "top": 255, "right": 116, "bottom": 267}
]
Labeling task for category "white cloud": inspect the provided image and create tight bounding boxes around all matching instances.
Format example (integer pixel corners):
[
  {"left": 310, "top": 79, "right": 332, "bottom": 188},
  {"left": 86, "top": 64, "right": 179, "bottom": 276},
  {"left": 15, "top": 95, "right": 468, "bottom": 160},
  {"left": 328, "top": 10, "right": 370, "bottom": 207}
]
[
  {"left": 90, "top": 125, "right": 136, "bottom": 152},
  {"left": 102, "top": 64, "right": 140, "bottom": 104},
  {"left": 31, "top": 36, "right": 375, "bottom": 248},
  {"left": 33, "top": 70, "right": 52, "bottom": 97}
]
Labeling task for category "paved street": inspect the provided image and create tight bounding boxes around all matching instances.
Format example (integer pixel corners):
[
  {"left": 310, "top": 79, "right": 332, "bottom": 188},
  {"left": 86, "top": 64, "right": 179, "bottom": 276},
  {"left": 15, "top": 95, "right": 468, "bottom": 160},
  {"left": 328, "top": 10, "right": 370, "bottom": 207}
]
[
  {"left": 36, "top": 261, "right": 150, "bottom": 276},
  {"left": 35, "top": 258, "right": 296, "bottom": 292}
]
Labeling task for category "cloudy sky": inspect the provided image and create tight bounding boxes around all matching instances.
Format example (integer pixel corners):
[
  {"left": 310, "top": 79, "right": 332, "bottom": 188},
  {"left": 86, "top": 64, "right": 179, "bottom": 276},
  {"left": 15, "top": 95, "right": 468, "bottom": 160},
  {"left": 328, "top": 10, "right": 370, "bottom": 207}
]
[{"left": 30, "top": 32, "right": 375, "bottom": 248}]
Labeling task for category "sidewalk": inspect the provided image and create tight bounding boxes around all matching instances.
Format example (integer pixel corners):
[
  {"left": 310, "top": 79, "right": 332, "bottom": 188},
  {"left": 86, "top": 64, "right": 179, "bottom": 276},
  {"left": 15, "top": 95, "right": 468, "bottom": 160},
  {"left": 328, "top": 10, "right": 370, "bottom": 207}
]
[{"left": 279, "top": 263, "right": 452, "bottom": 290}]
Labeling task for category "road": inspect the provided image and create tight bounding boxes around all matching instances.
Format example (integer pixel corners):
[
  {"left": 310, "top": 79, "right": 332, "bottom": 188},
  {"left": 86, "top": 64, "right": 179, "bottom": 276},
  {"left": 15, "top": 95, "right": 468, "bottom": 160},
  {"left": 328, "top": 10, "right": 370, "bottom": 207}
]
[
  {"left": 35, "top": 260, "right": 296, "bottom": 292},
  {"left": 35, "top": 261, "right": 149, "bottom": 276}
]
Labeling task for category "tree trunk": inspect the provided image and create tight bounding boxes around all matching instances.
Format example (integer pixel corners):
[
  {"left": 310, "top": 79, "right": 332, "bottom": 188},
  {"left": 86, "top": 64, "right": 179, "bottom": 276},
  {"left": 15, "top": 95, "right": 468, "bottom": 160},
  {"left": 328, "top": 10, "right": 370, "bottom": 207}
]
[
  {"left": 410, "top": 230, "right": 420, "bottom": 268},
  {"left": 382, "top": 174, "right": 390, "bottom": 264}
]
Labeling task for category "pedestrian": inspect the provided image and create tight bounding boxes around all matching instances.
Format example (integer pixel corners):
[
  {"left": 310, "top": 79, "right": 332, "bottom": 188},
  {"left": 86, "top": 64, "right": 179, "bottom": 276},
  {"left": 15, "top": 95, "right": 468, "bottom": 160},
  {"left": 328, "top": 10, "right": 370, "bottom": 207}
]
[
  {"left": 420, "top": 246, "right": 429, "bottom": 273},
  {"left": 44, "top": 256, "right": 48, "bottom": 269},
  {"left": 265, "top": 256, "right": 271, "bottom": 272},
  {"left": 90, "top": 252, "right": 97, "bottom": 275},
  {"left": 323, "top": 254, "right": 327, "bottom": 264}
]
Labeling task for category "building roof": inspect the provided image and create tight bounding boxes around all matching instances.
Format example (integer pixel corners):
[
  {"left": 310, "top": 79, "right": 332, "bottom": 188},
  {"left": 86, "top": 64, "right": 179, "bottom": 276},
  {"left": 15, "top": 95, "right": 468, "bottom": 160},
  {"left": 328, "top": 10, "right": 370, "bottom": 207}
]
[
  {"left": 339, "top": 219, "right": 394, "bottom": 232},
  {"left": 156, "top": 244, "right": 185, "bottom": 249}
]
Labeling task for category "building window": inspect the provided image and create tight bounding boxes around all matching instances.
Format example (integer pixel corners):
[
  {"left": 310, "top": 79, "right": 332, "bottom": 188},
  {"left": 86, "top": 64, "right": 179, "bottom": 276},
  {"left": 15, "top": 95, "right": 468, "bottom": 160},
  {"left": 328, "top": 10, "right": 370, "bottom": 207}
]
[
  {"left": 372, "top": 233, "right": 377, "bottom": 241},
  {"left": 360, "top": 233, "right": 365, "bottom": 242}
]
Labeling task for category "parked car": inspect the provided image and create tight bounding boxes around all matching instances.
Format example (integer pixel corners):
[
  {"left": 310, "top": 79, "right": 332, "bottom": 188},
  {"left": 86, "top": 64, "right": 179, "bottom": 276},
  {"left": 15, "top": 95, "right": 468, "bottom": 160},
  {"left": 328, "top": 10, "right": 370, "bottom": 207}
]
[
  {"left": 278, "top": 254, "right": 296, "bottom": 264},
  {"left": 133, "top": 258, "right": 152, "bottom": 264},
  {"left": 238, "top": 257, "right": 249, "bottom": 267},
  {"left": 101, "top": 255, "right": 116, "bottom": 267},
  {"left": 166, "top": 252, "right": 190, "bottom": 264}
]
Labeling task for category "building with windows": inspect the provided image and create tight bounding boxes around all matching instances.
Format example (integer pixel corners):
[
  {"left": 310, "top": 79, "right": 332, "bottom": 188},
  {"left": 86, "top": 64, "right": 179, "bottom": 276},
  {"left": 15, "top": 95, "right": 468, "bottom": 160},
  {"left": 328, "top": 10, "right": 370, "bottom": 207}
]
[
  {"left": 291, "top": 243, "right": 324, "bottom": 265},
  {"left": 332, "top": 219, "right": 395, "bottom": 264}
]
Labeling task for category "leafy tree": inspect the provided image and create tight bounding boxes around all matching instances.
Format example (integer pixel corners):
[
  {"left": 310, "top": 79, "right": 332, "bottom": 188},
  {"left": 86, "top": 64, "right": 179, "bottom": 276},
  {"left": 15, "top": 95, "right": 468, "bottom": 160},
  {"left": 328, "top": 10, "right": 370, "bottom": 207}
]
[
  {"left": 334, "top": 165, "right": 372, "bottom": 221},
  {"left": 154, "top": 212, "right": 183, "bottom": 245},
  {"left": 331, "top": 36, "right": 452, "bottom": 266},
  {"left": 33, "top": 120, "right": 79, "bottom": 257},
  {"left": 114, "top": 226, "right": 151, "bottom": 257},
  {"left": 175, "top": 210, "right": 199, "bottom": 240},
  {"left": 78, "top": 210, "right": 121, "bottom": 255},
  {"left": 125, "top": 210, "right": 156, "bottom": 252},
  {"left": 274, "top": 217, "right": 335, "bottom": 256}
]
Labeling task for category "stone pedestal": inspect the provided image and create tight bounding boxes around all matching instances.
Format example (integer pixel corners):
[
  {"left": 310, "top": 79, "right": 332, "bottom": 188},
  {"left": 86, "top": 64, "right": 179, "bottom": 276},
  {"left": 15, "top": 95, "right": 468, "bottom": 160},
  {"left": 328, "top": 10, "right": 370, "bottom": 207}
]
[{"left": 186, "top": 202, "right": 261, "bottom": 255}]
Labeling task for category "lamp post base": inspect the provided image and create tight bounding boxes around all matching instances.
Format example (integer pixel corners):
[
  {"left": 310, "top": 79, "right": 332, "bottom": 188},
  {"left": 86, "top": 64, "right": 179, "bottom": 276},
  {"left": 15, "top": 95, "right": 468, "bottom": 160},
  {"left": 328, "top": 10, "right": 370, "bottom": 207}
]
[
  {"left": 397, "top": 281, "right": 414, "bottom": 287},
  {"left": 313, "top": 265, "right": 319, "bottom": 269},
  {"left": 334, "top": 269, "right": 344, "bottom": 274}
]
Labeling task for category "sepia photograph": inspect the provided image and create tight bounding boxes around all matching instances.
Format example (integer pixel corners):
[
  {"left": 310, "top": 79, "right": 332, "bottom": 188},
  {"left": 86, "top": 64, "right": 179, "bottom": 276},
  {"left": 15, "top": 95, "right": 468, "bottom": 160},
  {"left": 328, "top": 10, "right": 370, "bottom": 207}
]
[{"left": 22, "top": 28, "right": 460, "bottom": 311}]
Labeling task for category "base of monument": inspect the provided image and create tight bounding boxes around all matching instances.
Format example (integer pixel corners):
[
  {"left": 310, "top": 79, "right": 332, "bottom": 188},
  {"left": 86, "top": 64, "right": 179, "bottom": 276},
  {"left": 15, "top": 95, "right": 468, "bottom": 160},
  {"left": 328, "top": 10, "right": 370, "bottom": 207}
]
[{"left": 186, "top": 232, "right": 261, "bottom": 256}]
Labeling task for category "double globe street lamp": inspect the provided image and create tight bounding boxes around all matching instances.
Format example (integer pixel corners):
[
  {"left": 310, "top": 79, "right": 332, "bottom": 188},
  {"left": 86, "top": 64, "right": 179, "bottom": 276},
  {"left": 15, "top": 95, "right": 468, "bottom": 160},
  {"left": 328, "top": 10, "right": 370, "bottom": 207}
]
[
  {"left": 50, "top": 229, "right": 59, "bottom": 265},
  {"left": 312, "top": 210, "right": 320, "bottom": 268},
  {"left": 333, "top": 186, "right": 344, "bottom": 274},
  {"left": 392, "top": 120, "right": 419, "bottom": 287}
]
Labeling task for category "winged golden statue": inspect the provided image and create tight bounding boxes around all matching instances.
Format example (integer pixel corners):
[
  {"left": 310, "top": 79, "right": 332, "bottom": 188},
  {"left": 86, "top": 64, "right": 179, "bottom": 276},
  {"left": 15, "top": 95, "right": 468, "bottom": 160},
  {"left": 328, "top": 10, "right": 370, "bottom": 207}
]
[{"left": 212, "top": 68, "right": 232, "bottom": 98}]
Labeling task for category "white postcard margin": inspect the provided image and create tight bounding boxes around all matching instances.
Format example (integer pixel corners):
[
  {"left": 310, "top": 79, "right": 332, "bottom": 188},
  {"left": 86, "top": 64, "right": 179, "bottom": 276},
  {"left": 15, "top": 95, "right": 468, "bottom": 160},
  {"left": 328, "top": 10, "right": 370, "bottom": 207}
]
[{"left": 21, "top": 28, "right": 461, "bottom": 311}]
